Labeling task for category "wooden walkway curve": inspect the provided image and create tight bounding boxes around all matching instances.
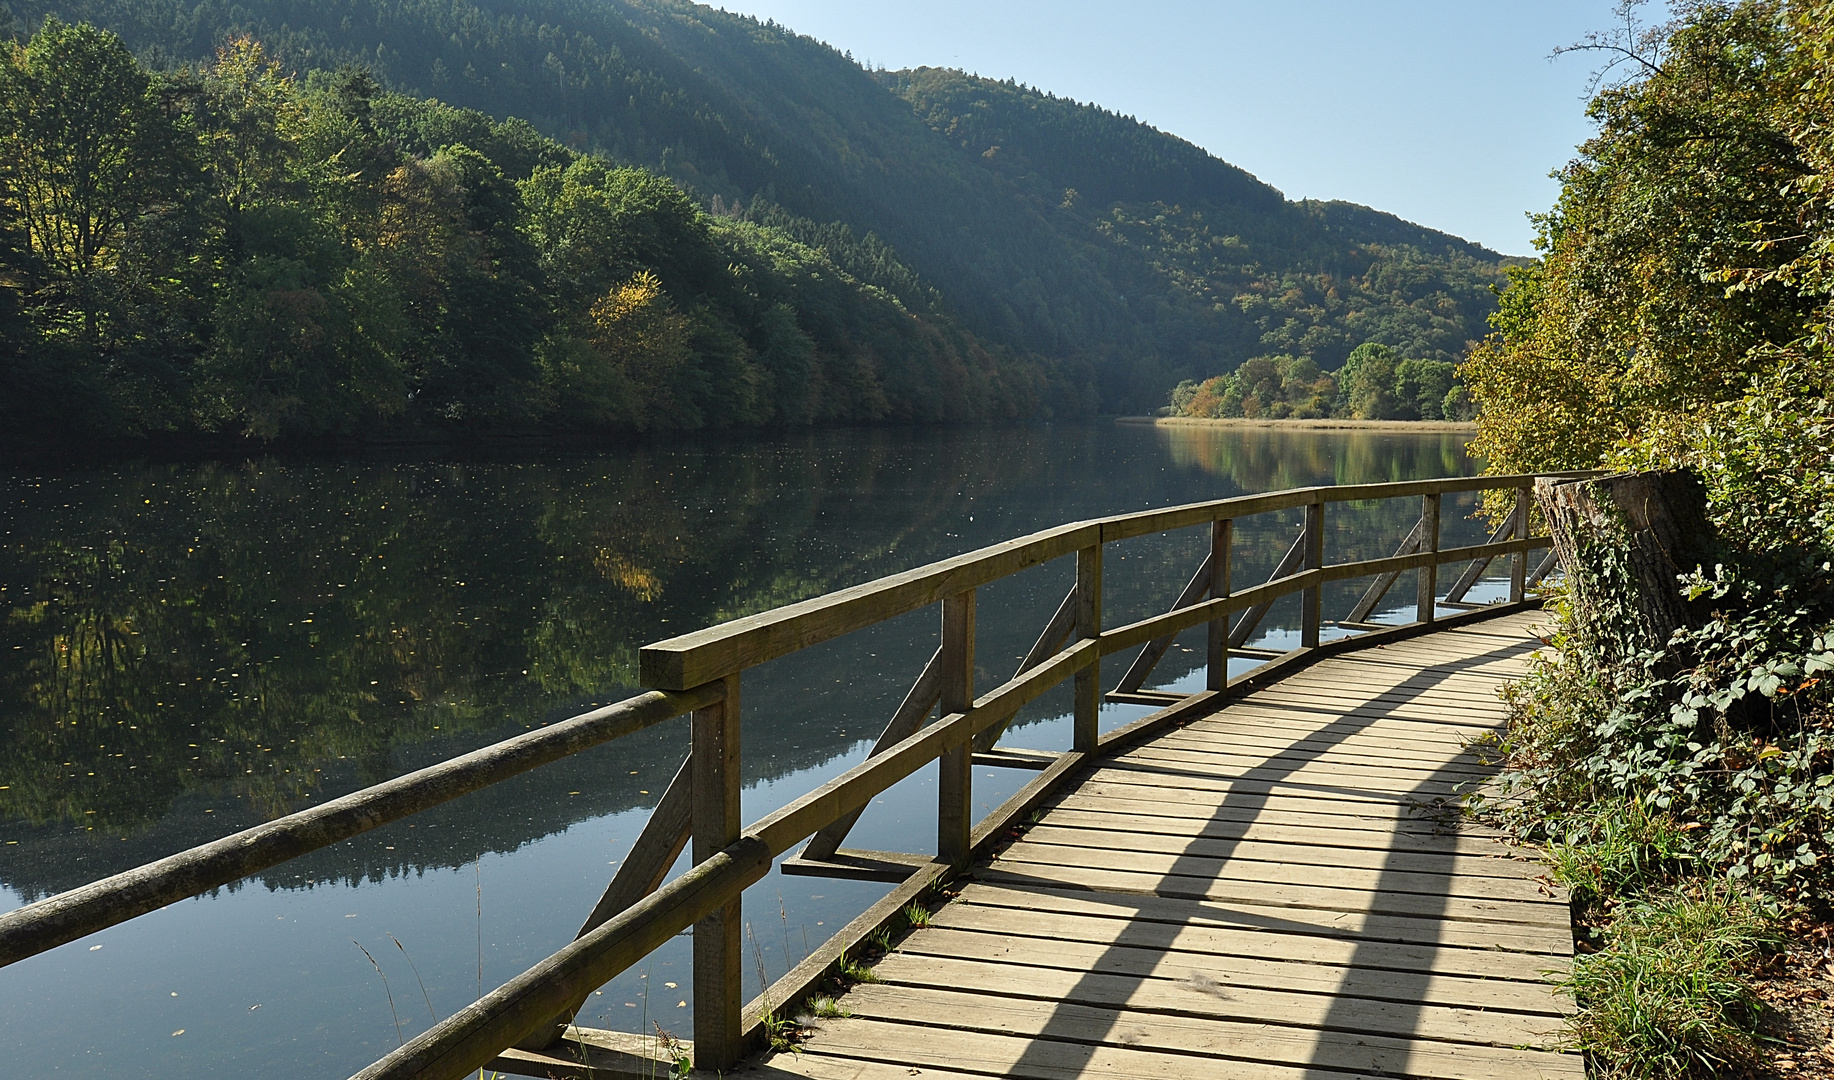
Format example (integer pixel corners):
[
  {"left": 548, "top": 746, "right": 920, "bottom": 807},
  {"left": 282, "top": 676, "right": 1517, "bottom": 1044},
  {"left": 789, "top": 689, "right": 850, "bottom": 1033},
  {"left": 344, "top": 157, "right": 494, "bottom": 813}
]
[{"left": 759, "top": 611, "right": 1580, "bottom": 1080}]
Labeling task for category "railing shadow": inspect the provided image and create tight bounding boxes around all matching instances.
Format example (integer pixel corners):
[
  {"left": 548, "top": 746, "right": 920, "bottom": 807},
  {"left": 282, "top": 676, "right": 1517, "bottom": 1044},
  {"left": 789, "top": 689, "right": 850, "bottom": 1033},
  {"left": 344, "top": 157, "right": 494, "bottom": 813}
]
[{"left": 956, "top": 631, "right": 1548, "bottom": 1078}]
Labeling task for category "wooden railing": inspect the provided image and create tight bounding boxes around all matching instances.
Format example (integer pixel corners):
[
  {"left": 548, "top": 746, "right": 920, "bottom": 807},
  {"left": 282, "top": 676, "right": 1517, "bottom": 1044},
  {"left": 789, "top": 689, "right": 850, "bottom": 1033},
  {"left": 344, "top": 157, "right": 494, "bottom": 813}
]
[{"left": 0, "top": 472, "right": 1580, "bottom": 1079}]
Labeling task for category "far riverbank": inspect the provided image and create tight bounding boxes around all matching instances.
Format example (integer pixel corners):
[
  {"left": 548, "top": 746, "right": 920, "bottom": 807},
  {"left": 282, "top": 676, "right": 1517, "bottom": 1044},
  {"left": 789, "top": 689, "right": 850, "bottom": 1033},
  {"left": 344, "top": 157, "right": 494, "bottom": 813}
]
[{"left": 1117, "top": 415, "right": 1478, "bottom": 433}]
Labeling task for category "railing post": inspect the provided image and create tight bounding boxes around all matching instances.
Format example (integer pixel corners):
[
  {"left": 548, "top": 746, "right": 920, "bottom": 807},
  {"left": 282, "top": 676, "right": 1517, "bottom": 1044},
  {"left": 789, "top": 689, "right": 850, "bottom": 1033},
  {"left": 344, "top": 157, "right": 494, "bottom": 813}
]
[
  {"left": 1509, "top": 484, "right": 1531, "bottom": 602},
  {"left": 1301, "top": 500, "right": 1324, "bottom": 649},
  {"left": 1206, "top": 518, "right": 1232, "bottom": 691},
  {"left": 1073, "top": 542, "right": 1103, "bottom": 752},
  {"left": 691, "top": 672, "right": 742, "bottom": 1071},
  {"left": 937, "top": 590, "right": 975, "bottom": 865},
  {"left": 1416, "top": 493, "right": 1441, "bottom": 625}
]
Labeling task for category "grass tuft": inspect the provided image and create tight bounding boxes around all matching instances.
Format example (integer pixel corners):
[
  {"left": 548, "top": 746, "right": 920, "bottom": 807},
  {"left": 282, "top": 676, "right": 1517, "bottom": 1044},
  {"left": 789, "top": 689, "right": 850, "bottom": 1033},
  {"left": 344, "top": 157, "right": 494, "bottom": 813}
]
[{"left": 1561, "top": 885, "right": 1780, "bottom": 1078}]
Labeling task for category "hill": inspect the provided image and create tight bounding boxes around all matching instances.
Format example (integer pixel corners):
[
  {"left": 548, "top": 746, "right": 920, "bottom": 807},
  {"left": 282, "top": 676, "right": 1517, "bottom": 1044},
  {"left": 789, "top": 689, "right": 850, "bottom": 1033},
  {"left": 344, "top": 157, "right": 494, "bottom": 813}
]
[{"left": 1, "top": 0, "right": 1510, "bottom": 426}]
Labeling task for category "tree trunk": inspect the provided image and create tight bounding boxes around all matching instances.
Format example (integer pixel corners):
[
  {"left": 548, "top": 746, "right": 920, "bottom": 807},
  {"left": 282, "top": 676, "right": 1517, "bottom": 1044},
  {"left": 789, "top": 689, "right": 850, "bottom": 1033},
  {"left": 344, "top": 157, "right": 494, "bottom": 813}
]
[{"left": 1535, "top": 470, "right": 1716, "bottom": 672}]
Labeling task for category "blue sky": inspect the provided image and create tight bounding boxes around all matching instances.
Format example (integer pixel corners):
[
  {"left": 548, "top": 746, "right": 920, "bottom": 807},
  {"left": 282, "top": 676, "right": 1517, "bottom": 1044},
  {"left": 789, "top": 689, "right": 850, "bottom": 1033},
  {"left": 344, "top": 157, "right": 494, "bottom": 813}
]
[{"left": 711, "top": 1, "right": 1633, "bottom": 256}]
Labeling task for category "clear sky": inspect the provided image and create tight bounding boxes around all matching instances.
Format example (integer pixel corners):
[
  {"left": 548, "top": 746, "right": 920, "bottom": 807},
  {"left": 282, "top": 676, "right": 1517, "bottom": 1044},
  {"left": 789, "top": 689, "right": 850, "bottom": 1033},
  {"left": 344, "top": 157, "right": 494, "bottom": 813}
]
[{"left": 710, "top": 1, "right": 1629, "bottom": 256}]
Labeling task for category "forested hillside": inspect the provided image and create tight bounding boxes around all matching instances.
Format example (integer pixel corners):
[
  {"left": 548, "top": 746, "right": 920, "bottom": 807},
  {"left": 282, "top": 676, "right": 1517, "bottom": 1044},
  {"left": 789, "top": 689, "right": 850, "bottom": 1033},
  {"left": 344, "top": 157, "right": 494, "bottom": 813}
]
[{"left": 1, "top": 0, "right": 1509, "bottom": 438}]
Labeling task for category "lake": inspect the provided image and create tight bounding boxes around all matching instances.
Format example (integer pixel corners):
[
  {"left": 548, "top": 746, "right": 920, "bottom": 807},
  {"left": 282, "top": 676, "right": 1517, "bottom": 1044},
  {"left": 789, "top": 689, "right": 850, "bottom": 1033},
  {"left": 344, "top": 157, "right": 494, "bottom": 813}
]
[{"left": 0, "top": 422, "right": 1502, "bottom": 1078}]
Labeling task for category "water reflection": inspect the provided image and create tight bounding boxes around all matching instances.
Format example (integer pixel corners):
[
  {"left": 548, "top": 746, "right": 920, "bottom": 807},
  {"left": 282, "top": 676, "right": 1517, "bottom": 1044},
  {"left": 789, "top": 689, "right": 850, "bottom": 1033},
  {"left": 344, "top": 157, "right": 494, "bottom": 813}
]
[{"left": 0, "top": 422, "right": 1486, "bottom": 1078}]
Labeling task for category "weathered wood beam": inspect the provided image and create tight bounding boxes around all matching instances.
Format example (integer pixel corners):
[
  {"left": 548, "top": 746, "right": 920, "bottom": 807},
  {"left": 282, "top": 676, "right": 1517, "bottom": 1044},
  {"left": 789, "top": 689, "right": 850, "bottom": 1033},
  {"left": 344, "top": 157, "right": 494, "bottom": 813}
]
[
  {"left": 0, "top": 686, "right": 719, "bottom": 970},
  {"left": 801, "top": 646, "right": 943, "bottom": 861},
  {"left": 523, "top": 755, "right": 695, "bottom": 1049},
  {"left": 1229, "top": 530, "right": 1307, "bottom": 648},
  {"left": 1343, "top": 515, "right": 1426, "bottom": 624},
  {"left": 1114, "top": 550, "right": 1215, "bottom": 695},
  {"left": 350, "top": 837, "right": 773, "bottom": 1080}
]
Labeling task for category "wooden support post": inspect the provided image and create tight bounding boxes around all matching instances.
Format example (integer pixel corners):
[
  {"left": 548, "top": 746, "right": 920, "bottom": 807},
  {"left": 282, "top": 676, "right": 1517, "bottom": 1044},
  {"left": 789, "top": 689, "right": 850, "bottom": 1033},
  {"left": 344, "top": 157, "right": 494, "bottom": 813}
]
[
  {"left": 1416, "top": 493, "right": 1440, "bottom": 625},
  {"left": 691, "top": 673, "right": 742, "bottom": 1072},
  {"left": 1073, "top": 544, "right": 1103, "bottom": 753},
  {"left": 1301, "top": 501, "right": 1324, "bottom": 649},
  {"left": 937, "top": 591, "right": 975, "bottom": 866},
  {"left": 1509, "top": 486, "right": 1530, "bottom": 603},
  {"left": 1207, "top": 518, "right": 1232, "bottom": 691}
]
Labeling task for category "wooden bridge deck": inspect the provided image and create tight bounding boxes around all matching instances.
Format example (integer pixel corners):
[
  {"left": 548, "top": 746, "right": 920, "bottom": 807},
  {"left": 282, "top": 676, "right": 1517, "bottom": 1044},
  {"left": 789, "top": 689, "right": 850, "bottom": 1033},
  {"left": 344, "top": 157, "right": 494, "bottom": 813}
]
[{"left": 760, "top": 611, "right": 1580, "bottom": 1080}]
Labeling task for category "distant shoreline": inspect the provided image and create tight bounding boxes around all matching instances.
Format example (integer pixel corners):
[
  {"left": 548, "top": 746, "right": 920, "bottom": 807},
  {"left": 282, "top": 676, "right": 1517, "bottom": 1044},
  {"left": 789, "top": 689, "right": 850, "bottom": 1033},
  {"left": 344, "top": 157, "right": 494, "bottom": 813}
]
[{"left": 1117, "top": 415, "right": 1479, "bottom": 433}]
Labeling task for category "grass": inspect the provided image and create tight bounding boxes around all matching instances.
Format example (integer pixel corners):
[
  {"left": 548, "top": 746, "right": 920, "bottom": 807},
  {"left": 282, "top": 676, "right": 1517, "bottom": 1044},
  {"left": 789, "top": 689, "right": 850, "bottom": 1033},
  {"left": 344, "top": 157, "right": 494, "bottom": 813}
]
[
  {"left": 1542, "top": 796, "right": 1697, "bottom": 907},
  {"left": 1561, "top": 885, "right": 1780, "bottom": 1078},
  {"left": 806, "top": 995, "right": 850, "bottom": 1019},
  {"left": 900, "top": 901, "right": 933, "bottom": 929}
]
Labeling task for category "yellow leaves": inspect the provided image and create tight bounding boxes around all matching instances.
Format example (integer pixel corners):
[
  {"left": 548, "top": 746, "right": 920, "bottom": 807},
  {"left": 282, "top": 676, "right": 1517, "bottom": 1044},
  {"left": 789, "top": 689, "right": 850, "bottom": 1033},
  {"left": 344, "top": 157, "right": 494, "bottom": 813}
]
[
  {"left": 582, "top": 271, "right": 693, "bottom": 419},
  {"left": 593, "top": 552, "right": 662, "bottom": 602}
]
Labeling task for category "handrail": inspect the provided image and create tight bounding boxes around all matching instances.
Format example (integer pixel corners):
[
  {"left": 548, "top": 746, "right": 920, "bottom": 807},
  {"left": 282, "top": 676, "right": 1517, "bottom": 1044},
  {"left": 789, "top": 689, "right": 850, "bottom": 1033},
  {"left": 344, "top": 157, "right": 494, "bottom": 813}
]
[
  {"left": 0, "top": 685, "right": 723, "bottom": 968},
  {"left": 0, "top": 468, "right": 1592, "bottom": 1080},
  {"left": 639, "top": 472, "right": 1576, "bottom": 689}
]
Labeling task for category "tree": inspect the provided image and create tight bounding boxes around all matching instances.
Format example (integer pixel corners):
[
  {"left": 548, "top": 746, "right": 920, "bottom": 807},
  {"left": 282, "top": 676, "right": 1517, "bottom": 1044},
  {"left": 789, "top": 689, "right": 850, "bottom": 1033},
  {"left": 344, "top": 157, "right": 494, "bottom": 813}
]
[
  {"left": 1337, "top": 342, "right": 1399, "bottom": 419},
  {"left": 1462, "top": 0, "right": 1814, "bottom": 473},
  {"left": 0, "top": 18, "right": 193, "bottom": 347}
]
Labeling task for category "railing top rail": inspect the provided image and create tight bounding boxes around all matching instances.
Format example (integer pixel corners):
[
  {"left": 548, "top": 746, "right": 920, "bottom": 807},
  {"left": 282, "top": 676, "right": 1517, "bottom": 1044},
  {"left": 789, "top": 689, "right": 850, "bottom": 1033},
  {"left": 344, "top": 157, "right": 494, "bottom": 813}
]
[
  {"left": 0, "top": 685, "right": 722, "bottom": 970},
  {"left": 640, "top": 471, "right": 1578, "bottom": 690}
]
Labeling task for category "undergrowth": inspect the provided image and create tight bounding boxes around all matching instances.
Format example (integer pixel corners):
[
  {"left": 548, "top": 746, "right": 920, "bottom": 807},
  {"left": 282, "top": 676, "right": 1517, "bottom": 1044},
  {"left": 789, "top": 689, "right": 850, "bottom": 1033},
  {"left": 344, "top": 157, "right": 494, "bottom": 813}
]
[{"left": 1484, "top": 554, "right": 1834, "bottom": 1076}]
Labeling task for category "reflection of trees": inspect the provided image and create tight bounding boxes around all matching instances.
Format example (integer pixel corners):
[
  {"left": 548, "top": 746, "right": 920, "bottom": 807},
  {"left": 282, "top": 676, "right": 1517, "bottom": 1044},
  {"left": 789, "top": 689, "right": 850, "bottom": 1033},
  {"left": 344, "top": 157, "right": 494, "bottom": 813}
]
[
  {"left": 1157, "top": 425, "right": 1474, "bottom": 490},
  {"left": 0, "top": 434, "right": 1042, "bottom": 840},
  {"left": 0, "top": 426, "right": 1480, "bottom": 890}
]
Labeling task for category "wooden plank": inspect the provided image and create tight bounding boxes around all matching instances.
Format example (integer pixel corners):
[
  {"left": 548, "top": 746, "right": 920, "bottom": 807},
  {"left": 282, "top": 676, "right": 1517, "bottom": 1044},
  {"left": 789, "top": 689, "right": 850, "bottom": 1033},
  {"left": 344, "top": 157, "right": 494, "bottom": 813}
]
[
  {"left": 752, "top": 1049, "right": 992, "bottom": 1080},
  {"left": 791, "top": 1014, "right": 1394, "bottom": 1080},
  {"left": 956, "top": 882, "right": 1575, "bottom": 955},
  {"left": 1014, "top": 821, "right": 1542, "bottom": 880},
  {"left": 1160, "top": 722, "right": 1496, "bottom": 766},
  {"left": 1136, "top": 739, "right": 1497, "bottom": 782},
  {"left": 1246, "top": 673, "right": 1519, "bottom": 701},
  {"left": 1208, "top": 697, "right": 1507, "bottom": 733},
  {"left": 1042, "top": 788, "right": 1507, "bottom": 842},
  {"left": 972, "top": 863, "right": 1571, "bottom": 929},
  {"left": 1076, "top": 767, "right": 1483, "bottom": 816},
  {"left": 861, "top": 953, "right": 1565, "bottom": 1047},
  {"left": 894, "top": 926, "right": 1567, "bottom": 1014},
  {"left": 1033, "top": 801, "right": 1521, "bottom": 855},
  {"left": 827, "top": 987, "right": 1582, "bottom": 1080},
  {"left": 1116, "top": 743, "right": 1494, "bottom": 784},
  {"left": 990, "top": 840, "right": 1561, "bottom": 905},
  {"left": 1090, "top": 756, "right": 1480, "bottom": 799},
  {"left": 1184, "top": 707, "right": 1497, "bottom": 747},
  {"left": 928, "top": 901, "right": 1564, "bottom": 984}
]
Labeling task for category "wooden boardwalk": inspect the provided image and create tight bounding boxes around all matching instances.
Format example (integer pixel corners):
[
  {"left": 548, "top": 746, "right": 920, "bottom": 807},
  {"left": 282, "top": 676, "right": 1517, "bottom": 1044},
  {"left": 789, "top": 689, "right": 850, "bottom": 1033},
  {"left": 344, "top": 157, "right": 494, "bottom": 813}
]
[{"left": 760, "top": 611, "right": 1580, "bottom": 1080}]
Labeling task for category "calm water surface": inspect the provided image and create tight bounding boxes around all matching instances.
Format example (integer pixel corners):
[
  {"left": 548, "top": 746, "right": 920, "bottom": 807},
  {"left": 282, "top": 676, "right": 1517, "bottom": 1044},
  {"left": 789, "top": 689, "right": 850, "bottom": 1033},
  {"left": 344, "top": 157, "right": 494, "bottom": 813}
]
[{"left": 0, "top": 422, "right": 1503, "bottom": 1077}]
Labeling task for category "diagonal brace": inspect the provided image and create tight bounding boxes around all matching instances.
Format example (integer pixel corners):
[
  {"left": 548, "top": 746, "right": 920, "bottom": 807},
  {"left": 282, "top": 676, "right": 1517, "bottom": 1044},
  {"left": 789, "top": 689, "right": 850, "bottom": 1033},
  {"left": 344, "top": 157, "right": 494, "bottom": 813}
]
[
  {"left": 800, "top": 646, "right": 943, "bottom": 860},
  {"left": 1343, "top": 516, "right": 1426, "bottom": 624},
  {"left": 974, "top": 586, "right": 1078, "bottom": 753},
  {"left": 1228, "top": 529, "right": 1307, "bottom": 648},
  {"left": 1442, "top": 515, "right": 1516, "bottom": 604},
  {"left": 1114, "top": 550, "right": 1215, "bottom": 694},
  {"left": 523, "top": 753, "right": 693, "bottom": 1048}
]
